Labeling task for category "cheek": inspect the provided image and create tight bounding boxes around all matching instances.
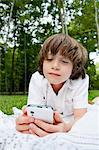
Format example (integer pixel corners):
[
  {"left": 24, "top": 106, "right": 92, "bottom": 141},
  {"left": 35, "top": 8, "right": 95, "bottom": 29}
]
[
  {"left": 43, "top": 63, "right": 45, "bottom": 73},
  {"left": 43, "top": 62, "right": 48, "bottom": 73},
  {"left": 63, "top": 65, "right": 73, "bottom": 75},
  {"left": 64, "top": 70, "right": 72, "bottom": 80},
  {"left": 68, "top": 67, "right": 73, "bottom": 74}
]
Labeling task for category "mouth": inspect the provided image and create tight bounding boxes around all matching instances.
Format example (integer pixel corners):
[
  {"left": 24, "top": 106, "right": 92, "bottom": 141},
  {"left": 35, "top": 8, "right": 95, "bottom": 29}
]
[{"left": 48, "top": 72, "right": 61, "bottom": 76}]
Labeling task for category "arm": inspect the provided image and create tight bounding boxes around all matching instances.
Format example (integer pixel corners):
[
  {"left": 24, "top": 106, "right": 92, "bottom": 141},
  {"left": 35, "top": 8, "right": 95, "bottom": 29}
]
[
  {"left": 16, "top": 72, "right": 44, "bottom": 134},
  {"left": 27, "top": 72, "right": 44, "bottom": 105},
  {"left": 65, "top": 75, "right": 89, "bottom": 131},
  {"left": 62, "top": 108, "right": 87, "bottom": 132}
]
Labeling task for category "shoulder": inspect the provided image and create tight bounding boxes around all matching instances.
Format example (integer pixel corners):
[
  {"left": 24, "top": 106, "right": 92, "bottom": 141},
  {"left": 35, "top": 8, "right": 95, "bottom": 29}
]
[
  {"left": 29, "top": 71, "right": 44, "bottom": 86},
  {"left": 31, "top": 71, "right": 44, "bottom": 80},
  {"left": 69, "top": 74, "right": 89, "bottom": 89}
]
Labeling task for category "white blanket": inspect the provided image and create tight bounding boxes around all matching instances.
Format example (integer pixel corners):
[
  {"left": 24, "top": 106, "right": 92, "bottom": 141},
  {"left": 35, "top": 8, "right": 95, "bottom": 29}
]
[{"left": 0, "top": 103, "right": 99, "bottom": 150}]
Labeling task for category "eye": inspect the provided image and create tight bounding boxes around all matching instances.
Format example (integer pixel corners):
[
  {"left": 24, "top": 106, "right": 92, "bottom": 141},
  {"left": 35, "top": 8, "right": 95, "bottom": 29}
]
[
  {"left": 61, "top": 60, "right": 69, "bottom": 64},
  {"left": 46, "top": 58, "right": 53, "bottom": 61},
  {"left": 46, "top": 55, "right": 53, "bottom": 61}
]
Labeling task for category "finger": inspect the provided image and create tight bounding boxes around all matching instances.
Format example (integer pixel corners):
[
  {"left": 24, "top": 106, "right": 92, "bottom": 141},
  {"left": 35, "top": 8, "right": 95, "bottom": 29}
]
[
  {"left": 22, "top": 105, "right": 27, "bottom": 111},
  {"left": 16, "top": 116, "right": 34, "bottom": 125},
  {"left": 22, "top": 105, "right": 27, "bottom": 115},
  {"left": 34, "top": 119, "right": 62, "bottom": 133},
  {"left": 54, "top": 111, "right": 63, "bottom": 123},
  {"left": 21, "top": 130, "right": 30, "bottom": 134},
  {"left": 29, "top": 123, "right": 49, "bottom": 137},
  {"left": 16, "top": 124, "right": 30, "bottom": 131},
  {"left": 29, "top": 129, "right": 38, "bottom": 136}
]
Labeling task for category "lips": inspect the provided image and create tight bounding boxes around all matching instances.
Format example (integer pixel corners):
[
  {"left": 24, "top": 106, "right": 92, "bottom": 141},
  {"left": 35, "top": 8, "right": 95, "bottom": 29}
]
[{"left": 48, "top": 72, "right": 61, "bottom": 76}]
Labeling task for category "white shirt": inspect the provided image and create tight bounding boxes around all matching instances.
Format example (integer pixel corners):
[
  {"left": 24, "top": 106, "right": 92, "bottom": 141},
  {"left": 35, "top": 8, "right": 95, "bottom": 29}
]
[{"left": 27, "top": 71, "right": 89, "bottom": 122}]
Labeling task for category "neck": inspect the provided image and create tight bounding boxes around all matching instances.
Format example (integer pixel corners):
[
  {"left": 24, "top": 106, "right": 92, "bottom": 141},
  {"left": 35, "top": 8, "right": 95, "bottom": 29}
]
[{"left": 51, "top": 82, "right": 64, "bottom": 94}]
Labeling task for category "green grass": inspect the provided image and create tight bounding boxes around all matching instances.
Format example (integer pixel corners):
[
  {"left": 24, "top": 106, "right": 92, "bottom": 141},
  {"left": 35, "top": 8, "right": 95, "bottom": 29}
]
[
  {"left": 0, "top": 95, "right": 27, "bottom": 114},
  {"left": 0, "top": 90, "right": 99, "bottom": 114},
  {"left": 88, "top": 90, "right": 99, "bottom": 100}
]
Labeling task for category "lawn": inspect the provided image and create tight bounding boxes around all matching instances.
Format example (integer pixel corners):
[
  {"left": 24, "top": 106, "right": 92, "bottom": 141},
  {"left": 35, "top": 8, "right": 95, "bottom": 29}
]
[
  {"left": 0, "top": 95, "right": 27, "bottom": 114},
  {"left": 0, "top": 90, "right": 99, "bottom": 114},
  {"left": 88, "top": 90, "right": 99, "bottom": 100}
]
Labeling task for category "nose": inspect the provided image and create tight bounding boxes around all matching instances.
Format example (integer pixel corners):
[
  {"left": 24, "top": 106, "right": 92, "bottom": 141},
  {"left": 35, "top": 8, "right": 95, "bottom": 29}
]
[{"left": 51, "top": 59, "right": 59, "bottom": 70}]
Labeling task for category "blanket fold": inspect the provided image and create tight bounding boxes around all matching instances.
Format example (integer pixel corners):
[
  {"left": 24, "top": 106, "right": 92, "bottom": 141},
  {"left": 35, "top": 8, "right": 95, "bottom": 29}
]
[{"left": 0, "top": 103, "right": 99, "bottom": 150}]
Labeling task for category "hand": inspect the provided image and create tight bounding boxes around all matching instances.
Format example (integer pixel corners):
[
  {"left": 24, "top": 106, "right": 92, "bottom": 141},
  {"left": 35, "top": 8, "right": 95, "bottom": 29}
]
[
  {"left": 29, "top": 111, "right": 70, "bottom": 137},
  {"left": 16, "top": 106, "right": 35, "bottom": 134}
]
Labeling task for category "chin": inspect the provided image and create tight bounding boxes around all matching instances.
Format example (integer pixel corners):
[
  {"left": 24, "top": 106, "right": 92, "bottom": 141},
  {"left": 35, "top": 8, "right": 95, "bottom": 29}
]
[{"left": 48, "top": 80, "right": 62, "bottom": 85}]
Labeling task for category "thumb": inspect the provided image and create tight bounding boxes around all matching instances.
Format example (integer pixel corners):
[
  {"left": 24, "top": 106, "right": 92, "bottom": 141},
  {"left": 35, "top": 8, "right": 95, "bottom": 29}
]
[
  {"left": 22, "top": 105, "right": 27, "bottom": 115},
  {"left": 54, "top": 111, "right": 63, "bottom": 123}
]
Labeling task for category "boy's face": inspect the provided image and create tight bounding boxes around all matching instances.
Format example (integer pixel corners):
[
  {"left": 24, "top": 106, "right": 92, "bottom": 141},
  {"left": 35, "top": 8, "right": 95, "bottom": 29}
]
[{"left": 43, "top": 52, "right": 73, "bottom": 85}]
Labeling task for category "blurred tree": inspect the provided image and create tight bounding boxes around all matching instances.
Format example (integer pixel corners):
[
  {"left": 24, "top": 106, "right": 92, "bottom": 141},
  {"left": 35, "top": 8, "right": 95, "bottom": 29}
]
[
  {"left": 0, "top": 0, "right": 99, "bottom": 93},
  {"left": 68, "top": 0, "right": 99, "bottom": 89}
]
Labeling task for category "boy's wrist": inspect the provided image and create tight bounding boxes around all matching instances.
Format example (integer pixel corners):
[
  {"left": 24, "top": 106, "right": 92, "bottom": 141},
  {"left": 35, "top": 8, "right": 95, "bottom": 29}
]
[{"left": 64, "top": 121, "right": 74, "bottom": 132}]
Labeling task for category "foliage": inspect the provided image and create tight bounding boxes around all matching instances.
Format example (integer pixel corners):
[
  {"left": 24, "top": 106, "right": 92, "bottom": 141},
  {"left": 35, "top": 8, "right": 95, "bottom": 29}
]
[
  {"left": 96, "top": 62, "right": 99, "bottom": 74},
  {"left": 0, "top": 0, "right": 99, "bottom": 93},
  {"left": 68, "top": 0, "right": 99, "bottom": 89},
  {"left": 92, "top": 74, "right": 99, "bottom": 90},
  {"left": 86, "top": 60, "right": 96, "bottom": 89}
]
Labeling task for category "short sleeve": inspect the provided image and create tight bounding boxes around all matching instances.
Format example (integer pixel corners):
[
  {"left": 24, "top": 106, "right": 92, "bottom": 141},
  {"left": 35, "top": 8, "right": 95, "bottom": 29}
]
[
  {"left": 73, "top": 74, "right": 89, "bottom": 108},
  {"left": 27, "top": 72, "right": 44, "bottom": 105}
]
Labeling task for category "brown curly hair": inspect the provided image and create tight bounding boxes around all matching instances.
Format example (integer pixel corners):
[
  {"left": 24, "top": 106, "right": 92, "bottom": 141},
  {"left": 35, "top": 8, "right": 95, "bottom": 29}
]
[{"left": 38, "top": 33, "right": 88, "bottom": 80}]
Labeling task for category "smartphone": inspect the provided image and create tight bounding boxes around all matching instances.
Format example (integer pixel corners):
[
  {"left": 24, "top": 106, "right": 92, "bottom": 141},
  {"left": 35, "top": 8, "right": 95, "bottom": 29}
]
[{"left": 26, "top": 104, "right": 54, "bottom": 124}]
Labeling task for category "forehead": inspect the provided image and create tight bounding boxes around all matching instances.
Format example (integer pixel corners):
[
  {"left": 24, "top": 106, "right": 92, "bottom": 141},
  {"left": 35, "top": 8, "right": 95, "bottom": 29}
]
[{"left": 48, "top": 51, "right": 68, "bottom": 59}]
